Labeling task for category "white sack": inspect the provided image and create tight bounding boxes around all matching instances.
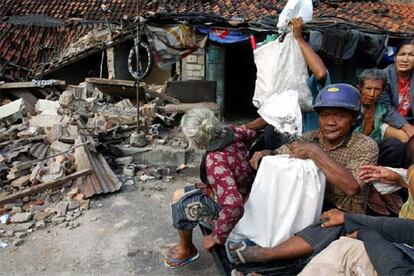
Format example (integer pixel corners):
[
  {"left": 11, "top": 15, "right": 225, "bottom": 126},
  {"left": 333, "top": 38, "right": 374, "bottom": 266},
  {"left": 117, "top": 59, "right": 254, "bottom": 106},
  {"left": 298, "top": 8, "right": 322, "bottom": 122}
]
[
  {"left": 258, "top": 90, "right": 302, "bottom": 135},
  {"left": 277, "top": 0, "right": 313, "bottom": 30},
  {"left": 252, "top": 33, "right": 313, "bottom": 111},
  {"left": 229, "top": 155, "right": 326, "bottom": 248}
]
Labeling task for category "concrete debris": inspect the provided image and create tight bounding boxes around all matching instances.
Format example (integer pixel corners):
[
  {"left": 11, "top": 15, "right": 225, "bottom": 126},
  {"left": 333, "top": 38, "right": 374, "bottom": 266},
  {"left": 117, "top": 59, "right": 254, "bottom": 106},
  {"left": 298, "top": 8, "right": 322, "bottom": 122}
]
[
  {"left": 33, "top": 211, "right": 53, "bottom": 221},
  {"left": 123, "top": 165, "right": 136, "bottom": 177},
  {"left": 0, "top": 221, "right": 34, "bottom": 232},
  {"left": 0, "top": 241, "right": 7, "bottom": 248},
  {"left": 17, "top": 127, "right": 39, "bottom": 139},
  {"left": 51, "top": 216, "right": 65, "bottom": 224},
  {"left": 15, "top": 232, "right": 26, "bottom": 239},
  {"left": 35, "top": 100, "right": 60, "bottom": 115},
  {"left": 50, "top": 141, "right": 71, "bottom": 153},
  {"left": 67, "top": 200, "right": 81, "bottom": 211},
  {"left": 80, "top": 200, "right": 90, "bottom": 210},
  {"left": 11, "top": 207, "right": 22, "bottom": 215},
  {"left": 59, "top": 91, "right": 74, "bottom": 107},
  {"left": 130, "top": 132, "right": 148, "bottom": 147},
  {"left": 12, "top": 239, "right": 24, "bottom": 246},
  {"left": 10, "top": 175, "right": 31, "bottom": 189},
  {"left": 115, "top": 99, "right": 134, "bottom": 108},
  {"left": 35, "top": 220, "right": 46, "bottom": 229},
  {"left": 0, "top": 99, "right": 24, "bottom": 128},
  {"left": 115, "top": 156, "right": 134, "bottom": 166},
  {"left": 68, "top": 222, "right": 80, "bottom": 229},
  {"left": 10, "top": 212, "right": 33, "bottom": 223},
  {"left": 55, "top": 202, "right": 68, "bottom": 216},
  {"left": 139, "top": 175, "right": 155, "bottom": 182},
  {"left": 29, "top": 114, "right": 62, "bottom": 128}
]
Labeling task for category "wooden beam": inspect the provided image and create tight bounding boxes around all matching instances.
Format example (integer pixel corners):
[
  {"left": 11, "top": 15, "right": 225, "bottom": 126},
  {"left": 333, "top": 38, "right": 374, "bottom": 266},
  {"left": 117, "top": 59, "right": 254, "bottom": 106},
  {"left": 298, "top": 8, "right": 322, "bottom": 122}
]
[
  {"left": 106, "top": 47, "right": 116, "bottom": 79},
  {"left": 143, "top": 87, "right": 180, "bottom": 104},
  {"left": 0, "top": 169, "right": 92, "bottom": 205},
  {"left": 0, "top": 80, "right": 66, "bottom": 90},
  {"left": 85, "top": 77, "right": 136, "bottom": 87},
  {"left": 85, "top": 78, "right": 179, "bottom": 103},
  {"left": 158, "top": 102, "right": 219, "bottom": 113}
]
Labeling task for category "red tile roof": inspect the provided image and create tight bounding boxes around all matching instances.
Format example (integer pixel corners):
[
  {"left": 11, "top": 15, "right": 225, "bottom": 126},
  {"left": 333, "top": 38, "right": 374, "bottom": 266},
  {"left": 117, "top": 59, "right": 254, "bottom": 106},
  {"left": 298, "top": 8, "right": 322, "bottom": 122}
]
[{"left": 0, "top": 0, "right": 413, "bottom": 80}]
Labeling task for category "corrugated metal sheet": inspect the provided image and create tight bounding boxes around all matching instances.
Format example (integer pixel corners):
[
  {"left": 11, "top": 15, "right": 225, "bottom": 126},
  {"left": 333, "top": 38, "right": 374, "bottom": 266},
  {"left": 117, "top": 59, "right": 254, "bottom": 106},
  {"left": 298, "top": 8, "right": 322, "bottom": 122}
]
[{"left": 74, "top": 136, "right": 122, "bottom": 198}]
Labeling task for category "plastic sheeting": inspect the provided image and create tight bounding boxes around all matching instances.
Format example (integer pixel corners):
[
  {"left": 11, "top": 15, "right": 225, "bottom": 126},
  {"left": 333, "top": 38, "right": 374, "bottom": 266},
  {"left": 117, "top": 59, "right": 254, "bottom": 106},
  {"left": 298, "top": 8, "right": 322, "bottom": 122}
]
[{"left": 145, "top": 24, "right": 207, "bottom": 70}]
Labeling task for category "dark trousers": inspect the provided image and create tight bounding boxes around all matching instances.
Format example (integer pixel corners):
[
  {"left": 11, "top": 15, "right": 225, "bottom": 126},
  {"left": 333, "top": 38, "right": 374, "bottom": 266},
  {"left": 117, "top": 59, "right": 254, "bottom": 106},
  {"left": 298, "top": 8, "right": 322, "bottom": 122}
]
[{"left": 296, "top": 214, "right": 414, "bottom": 276}]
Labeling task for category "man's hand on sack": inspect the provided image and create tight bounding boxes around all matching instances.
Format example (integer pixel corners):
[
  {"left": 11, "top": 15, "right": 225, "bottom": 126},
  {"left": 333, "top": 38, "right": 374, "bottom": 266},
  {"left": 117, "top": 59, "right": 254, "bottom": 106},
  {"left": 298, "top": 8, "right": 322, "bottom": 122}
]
[
  {"left": 250, "top": 150, "right": 272, "bottom": 170},
  {"left": 320, "top": 208, "right": 345, "bottom": 228},
  {"left": 290, "top": 17, "right": 304, "bottom": 40},
  {"left": 288, "top": 141, "right": 321, "bottom": 160}
]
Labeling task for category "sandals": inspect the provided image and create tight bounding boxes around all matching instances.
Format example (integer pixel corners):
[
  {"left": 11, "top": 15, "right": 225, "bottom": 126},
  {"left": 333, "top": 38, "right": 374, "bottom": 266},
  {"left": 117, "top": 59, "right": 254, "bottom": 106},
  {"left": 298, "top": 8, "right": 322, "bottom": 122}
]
[
  {"left": 164, "top": 252, "right": 200, "bottom": 269},
  {"left": 225, "top": 240, "right": 256, "bottom": 264}
]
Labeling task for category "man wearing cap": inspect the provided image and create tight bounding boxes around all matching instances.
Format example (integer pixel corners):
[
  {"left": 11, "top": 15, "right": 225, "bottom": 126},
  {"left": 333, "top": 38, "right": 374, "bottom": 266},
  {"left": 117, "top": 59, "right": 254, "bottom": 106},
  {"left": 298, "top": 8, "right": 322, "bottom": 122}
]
[
  {"left": 250, "top": 83, "right": 379, "bottom": 214},
  {"left": 227, "top": 83, "right": 379, "bottom": 265}
]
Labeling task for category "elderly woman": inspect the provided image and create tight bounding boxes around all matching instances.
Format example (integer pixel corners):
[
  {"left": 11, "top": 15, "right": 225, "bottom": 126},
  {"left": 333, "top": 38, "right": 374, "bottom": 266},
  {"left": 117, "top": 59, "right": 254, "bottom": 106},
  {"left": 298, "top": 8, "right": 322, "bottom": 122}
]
[
  {"left": 380, "top": 40, "right": 414, "bottom": 142},
  {"left": 164, "top": 108, "right": 256, "bottom": 268}
]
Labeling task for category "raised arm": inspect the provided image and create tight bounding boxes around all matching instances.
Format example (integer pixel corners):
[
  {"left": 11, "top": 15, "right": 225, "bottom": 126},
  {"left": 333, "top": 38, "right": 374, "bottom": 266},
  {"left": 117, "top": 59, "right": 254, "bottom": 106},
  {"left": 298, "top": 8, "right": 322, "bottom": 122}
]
[{"left": 291, "top": 17, "right": 327, "bottom": 82}]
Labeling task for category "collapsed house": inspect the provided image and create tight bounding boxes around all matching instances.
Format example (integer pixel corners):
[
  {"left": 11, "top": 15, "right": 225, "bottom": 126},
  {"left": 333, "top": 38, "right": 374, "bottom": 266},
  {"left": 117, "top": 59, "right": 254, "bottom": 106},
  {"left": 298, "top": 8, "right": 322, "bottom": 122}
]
[{"left": 0, "top": 0, "right": 413, "bottom": 117}]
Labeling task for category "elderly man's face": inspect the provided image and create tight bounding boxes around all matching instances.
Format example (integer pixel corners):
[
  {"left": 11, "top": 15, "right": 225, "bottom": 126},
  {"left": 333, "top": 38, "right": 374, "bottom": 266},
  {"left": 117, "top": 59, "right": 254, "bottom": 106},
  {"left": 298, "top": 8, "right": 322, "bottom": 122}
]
[
  {"left": 359, "top": 79, "right": 384, "bottom": 106},
  {"left": 318, "top": 108, "right": 355, "bottom": 144}
]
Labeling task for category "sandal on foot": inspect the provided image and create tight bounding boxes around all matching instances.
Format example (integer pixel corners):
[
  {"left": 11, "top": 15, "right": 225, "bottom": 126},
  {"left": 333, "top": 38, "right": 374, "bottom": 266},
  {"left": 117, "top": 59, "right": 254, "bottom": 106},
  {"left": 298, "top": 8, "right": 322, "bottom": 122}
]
[
  {"left": 225, "top": 240, "right": 255, "bottom": 264},
  {"left": 164, "top": 252, "right": 200, "bottom": 269}
]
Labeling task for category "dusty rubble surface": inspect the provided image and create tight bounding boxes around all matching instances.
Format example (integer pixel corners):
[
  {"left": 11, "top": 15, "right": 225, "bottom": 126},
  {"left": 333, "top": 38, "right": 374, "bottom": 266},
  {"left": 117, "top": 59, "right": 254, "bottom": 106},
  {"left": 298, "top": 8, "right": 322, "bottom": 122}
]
[
  {"left": 0, "top": 168, "right": 219, "bottom": 275},
  {"left": 0, "top": 80, "right": 221, "bottom": 275}
]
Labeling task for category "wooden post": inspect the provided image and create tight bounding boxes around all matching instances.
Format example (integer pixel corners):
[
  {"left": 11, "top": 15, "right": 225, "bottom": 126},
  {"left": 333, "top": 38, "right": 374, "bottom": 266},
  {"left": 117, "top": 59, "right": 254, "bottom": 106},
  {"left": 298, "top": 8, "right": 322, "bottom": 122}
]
[{"left": 106, "top": 47, "right": 116, "bottom": 79}]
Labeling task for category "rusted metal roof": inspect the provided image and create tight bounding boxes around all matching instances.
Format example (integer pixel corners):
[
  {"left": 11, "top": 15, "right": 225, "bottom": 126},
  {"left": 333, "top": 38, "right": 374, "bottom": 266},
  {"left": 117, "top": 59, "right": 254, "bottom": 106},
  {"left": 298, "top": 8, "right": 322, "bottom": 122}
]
[{"left": 74, "top": 137, "right": 122, "bottom": 198}]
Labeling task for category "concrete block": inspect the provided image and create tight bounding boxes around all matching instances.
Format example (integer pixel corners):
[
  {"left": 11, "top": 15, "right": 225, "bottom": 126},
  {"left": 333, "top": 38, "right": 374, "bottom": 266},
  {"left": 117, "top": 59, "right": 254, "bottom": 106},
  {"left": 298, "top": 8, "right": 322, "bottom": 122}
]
[
  {"left": 11, "top": 212, "right": 33, "bottom": 223},
  {"left": 35, "top": 100, "right": 60, "bottom": 115},
  {"left": 186, "top": 55, "right": 198, "bottom": 63},
  {"left": 0, "top": 99, "right": 24, "bottom": 126}
]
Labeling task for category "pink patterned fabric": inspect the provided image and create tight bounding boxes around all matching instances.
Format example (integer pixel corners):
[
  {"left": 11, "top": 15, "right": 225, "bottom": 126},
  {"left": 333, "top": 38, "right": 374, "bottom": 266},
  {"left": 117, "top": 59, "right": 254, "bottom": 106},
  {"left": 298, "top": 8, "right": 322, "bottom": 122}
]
[{"left": 204, "top": 125, "right": 256, "bottom": 244}]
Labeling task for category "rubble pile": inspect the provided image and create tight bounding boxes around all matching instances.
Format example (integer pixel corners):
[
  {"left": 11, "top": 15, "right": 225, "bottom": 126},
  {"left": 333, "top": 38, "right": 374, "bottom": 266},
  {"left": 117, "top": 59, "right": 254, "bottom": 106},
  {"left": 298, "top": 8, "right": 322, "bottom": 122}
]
[{"left": 0, "top": 79, "right": 193, "bottom": 247}]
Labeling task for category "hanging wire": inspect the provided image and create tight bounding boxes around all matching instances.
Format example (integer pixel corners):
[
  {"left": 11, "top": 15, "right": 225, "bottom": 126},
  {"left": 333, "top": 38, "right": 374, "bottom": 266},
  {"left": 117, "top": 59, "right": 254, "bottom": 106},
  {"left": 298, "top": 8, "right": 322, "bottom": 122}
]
[{"left": 135, "top": 0, "right": 141, "bottom": 132}]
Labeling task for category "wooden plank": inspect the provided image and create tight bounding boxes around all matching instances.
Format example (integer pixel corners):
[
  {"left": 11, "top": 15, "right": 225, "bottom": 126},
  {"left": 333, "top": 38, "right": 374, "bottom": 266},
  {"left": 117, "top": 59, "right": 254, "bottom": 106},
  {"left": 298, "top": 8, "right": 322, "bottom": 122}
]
[
  {"left": 143, "top": 87, "right": 180, "bottom": 104},
  {"left": 106, "top": 47, "right": 116, "bottom": 79},
  {"left": 159, "top": 102, "right": 219, "bottom": 113},
  {"left": 0, "top": 169, "right": 92, "bottom": 204},
  {"left": 85, "top": 78, "right": 179, "bottom": 103},
  {"left": 0, "top": 80, "right": 66, "bottom": 90},
  {"left": 85, "top": 77, "right": 136, "bottom": 87}
]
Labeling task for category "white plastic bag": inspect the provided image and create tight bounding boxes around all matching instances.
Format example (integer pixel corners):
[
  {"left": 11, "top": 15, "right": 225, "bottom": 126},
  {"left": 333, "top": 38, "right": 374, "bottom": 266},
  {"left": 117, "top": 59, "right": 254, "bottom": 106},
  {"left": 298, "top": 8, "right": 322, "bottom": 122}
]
[
  {"left": 229, "top": 155, "right": 326, "bottom": 248},
  {"left": 257, "top": 90, "right": 302, "bottom": 135},
  {"left": 277, "top": 0, "right": 313, "bottom": 30},
  {"left": 252, "top": 33, "right": 313, "bottom": 111}
]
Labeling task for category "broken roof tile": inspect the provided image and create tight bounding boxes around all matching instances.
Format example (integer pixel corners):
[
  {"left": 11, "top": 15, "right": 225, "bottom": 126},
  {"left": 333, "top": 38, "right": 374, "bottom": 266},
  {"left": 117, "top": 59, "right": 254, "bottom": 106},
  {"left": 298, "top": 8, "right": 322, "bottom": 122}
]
[{"left": 0, "top": 0, "right": 413, "bottom": 80}]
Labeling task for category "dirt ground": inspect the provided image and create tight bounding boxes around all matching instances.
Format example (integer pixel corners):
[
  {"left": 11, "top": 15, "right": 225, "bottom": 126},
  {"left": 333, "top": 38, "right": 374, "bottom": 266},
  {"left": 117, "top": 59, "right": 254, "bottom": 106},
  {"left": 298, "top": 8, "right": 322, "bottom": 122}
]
[{"left": 0, "top": 168, "right": 219, "bottom": 276}]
